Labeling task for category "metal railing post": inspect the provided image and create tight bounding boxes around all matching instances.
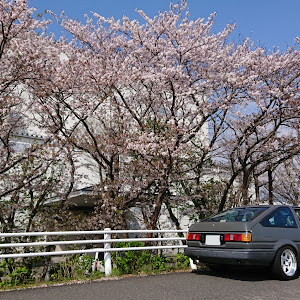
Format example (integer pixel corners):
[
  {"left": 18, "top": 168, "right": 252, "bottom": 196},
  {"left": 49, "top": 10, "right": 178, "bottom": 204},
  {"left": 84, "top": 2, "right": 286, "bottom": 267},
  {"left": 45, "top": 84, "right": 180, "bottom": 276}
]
[{"left": 104, "top": 228, "right": 112, "bottom": 276}]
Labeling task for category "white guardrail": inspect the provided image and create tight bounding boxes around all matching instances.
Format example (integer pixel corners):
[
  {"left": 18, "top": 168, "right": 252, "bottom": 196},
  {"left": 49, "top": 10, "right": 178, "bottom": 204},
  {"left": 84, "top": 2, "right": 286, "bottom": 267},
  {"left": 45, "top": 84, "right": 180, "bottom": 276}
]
[{"left": 0, "top": 228, "right": 189, "bottom": 276}]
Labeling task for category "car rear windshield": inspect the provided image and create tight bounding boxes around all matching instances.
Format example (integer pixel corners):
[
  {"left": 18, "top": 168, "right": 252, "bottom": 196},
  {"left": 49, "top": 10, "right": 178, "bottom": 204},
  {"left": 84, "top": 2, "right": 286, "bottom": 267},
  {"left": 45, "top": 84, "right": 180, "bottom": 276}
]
[{"left": 203, "top": 207, "right": 268, "bottom": 222}]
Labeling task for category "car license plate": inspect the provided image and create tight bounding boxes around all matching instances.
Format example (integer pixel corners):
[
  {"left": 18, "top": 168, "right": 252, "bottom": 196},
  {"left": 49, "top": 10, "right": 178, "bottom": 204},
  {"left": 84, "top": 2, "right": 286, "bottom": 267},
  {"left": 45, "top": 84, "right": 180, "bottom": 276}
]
[{"left": 205, "top": 235, "right": 221, "bottom": 245}]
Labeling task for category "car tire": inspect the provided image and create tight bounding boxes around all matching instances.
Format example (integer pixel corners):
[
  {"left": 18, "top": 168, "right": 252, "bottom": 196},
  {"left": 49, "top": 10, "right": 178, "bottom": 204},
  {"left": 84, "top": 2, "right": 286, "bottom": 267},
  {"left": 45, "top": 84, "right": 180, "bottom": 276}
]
[{"left": 272, "top": 246, "right": 298, "bottom": 280}]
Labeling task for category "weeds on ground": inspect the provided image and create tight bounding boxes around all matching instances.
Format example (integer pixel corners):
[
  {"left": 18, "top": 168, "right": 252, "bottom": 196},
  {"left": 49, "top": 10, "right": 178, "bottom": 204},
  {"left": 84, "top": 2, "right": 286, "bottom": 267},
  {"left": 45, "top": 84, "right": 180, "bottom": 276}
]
[
  {"left": 112, "top": 242, "right": 190, "bottom": 275},
  {"left": 0, "top": 254, "right": 105, "bottom": 289},
  {"left": 0, "top": 246, "right": 191, "bottom": 289}
]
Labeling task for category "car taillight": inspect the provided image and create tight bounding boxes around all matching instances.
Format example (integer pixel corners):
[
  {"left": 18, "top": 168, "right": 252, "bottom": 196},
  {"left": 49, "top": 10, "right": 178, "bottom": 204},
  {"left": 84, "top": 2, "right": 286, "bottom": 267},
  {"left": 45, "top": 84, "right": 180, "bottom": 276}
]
[
  {"left": 186, "top": 233, "right": 201, "bottom": 241},
  {"left": 224, "top": 233, "right": 251, "bottom": 242}
]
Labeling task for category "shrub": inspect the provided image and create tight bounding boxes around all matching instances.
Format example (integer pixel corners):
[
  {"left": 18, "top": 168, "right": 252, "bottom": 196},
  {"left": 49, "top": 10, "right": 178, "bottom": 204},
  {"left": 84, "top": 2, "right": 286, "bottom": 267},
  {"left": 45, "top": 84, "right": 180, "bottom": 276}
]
[
  {"left": 49, "top": 254, "right": 98, "bottom": 281},
  {"left": 112, "top": 241, "right": 150, "bottom": 274},
  {"left": 0, "top": 259, "right": 33, "bottom": 287},
  {"left": 112, "top": 242, "right": 172, "bottom": 275},
  {"left": 174, "top": 253, "right": 190, "bottom": 269}
]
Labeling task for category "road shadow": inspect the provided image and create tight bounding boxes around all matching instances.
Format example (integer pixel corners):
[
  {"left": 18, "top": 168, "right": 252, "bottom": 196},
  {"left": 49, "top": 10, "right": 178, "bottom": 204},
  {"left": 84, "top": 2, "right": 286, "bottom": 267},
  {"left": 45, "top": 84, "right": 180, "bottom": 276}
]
[{"left": 192, "top": 265, "right": 279, "bottom": 282}]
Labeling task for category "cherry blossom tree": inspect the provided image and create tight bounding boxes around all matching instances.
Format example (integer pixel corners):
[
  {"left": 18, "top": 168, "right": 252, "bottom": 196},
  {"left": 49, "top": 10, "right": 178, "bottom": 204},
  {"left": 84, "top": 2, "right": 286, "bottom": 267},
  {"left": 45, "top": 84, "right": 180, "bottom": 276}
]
[
  {"left": 217, "top": 45, "right": 300, "bottom": 210},
  {"left": 1, "top": 0, "right": 46, "bottom": 176},
  {"left": 3, "top": 0, "right": 299, "bottom": 233},
  {"left": 268, "top": 156, "right": 300, "bottom": 205},
  {"left": 30, "top": 1, "right": 273, "bottom": 229},
  {"left": 0, "top": 0, "right": 75, "bottom": 237}
]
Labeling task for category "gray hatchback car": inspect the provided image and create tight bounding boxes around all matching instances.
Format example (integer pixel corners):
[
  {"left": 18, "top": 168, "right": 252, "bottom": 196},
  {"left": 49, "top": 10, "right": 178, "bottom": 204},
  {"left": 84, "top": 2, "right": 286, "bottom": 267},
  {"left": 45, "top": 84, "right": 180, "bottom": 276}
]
[{"left": 185, "top": 205, "right": 300, "bottom": 280}]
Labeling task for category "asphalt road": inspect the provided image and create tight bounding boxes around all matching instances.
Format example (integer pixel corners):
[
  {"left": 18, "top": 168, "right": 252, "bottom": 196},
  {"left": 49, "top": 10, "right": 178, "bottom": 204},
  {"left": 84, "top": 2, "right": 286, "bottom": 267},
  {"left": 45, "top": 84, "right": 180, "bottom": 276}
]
[{"left": 1, "top": 268, "right": 300, "bottom": 300}]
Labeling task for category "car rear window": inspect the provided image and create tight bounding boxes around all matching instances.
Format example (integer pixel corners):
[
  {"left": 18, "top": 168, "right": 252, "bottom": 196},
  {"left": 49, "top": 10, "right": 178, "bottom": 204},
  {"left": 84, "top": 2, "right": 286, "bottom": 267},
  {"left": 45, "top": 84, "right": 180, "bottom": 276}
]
[{"left": 203, "top": 207, "right": 268, "bottom": 222}]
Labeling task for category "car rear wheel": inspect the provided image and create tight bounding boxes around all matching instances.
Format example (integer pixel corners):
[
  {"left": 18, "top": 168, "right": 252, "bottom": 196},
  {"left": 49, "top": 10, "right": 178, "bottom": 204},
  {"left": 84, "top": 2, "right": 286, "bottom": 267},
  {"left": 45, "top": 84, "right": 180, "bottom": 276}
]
[{"left": 272, "top": 246, "right": 298, "bottom": 280}]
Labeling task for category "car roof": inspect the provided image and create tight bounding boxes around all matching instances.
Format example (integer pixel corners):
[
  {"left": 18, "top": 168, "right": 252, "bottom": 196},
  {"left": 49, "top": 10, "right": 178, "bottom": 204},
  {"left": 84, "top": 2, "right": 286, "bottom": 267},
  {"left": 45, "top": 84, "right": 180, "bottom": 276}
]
[
  {"left": 233, "top": 205, "right": 297, "bottom": 208},
  {"left": 226, "top": 205, "right": 300, "bottom": 211},
  {"left": 227, "top": 205, "right": 271, "bottom": 209}
]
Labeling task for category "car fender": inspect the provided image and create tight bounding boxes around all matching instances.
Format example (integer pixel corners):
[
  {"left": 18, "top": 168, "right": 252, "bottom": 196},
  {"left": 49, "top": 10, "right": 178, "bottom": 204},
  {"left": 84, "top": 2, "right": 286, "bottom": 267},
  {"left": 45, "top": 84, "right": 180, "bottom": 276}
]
[{"left": 273, "top": 239, "right": 298, "bottom": 256}]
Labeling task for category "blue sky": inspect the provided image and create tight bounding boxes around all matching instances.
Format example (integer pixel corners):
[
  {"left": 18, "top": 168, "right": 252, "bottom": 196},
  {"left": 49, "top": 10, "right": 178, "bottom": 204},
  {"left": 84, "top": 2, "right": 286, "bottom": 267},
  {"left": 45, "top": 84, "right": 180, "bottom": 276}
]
[{"left": 29, "top": 0, "right": 300, "bottom": 51}]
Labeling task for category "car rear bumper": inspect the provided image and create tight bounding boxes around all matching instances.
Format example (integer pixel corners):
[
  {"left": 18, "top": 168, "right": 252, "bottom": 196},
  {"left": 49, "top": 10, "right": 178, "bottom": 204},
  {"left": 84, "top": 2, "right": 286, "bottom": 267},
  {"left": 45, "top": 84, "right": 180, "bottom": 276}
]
[{"left": 184, "top": 246, "right": 276, "bottom": 266}]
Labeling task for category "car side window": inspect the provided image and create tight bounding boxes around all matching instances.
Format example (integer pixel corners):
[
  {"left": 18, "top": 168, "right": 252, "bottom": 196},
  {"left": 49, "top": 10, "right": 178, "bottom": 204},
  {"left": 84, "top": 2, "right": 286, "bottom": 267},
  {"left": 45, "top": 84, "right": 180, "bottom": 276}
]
[
  {"left": 293, "top": 209, "right": 300, "bottom": 221},
  {"left": 260, "top": 207, "right": 297, "bottom": 228}
]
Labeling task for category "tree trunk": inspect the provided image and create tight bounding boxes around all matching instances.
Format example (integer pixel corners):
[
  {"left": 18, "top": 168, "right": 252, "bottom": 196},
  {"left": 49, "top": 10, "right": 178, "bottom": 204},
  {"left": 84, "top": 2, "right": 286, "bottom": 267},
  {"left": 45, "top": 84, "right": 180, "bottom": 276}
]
[
  {"left": 253, "top": 172, "right": 260, "bottom": 203},
  {"left": 241, "top": 170, "right": 250, "bottom": 206},
  {"left": 268, "top": 168, "right": 273, "bottom": 205},
  {"left": 218, "top": 173, "right": 238, "bottom": 212},
  {"left": 149, "top": 189, "right": 166, "bottom": 230},
  {"left": 165, "top": 199, "right": 185, "bottom": 245}
]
